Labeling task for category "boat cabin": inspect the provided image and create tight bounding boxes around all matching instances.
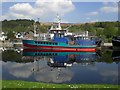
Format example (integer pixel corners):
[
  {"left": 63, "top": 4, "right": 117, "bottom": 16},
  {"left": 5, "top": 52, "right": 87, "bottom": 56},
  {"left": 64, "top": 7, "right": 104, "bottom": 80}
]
[{"left": 48, "top": 15, "right": 72, "bottom": 39}]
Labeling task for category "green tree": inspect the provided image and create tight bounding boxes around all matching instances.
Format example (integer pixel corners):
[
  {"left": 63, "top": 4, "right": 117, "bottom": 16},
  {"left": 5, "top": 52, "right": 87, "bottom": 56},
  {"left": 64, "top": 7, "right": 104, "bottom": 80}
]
[
  {"left": 103, "top": 24, "right": 117, "bottom": 38},
  {"left": 7, "top": 31, "right": 15, "bottom": 40},
  {"left": 96, "top": 28, "right": 103, "bottom": 36},
  {"left": 118, "top": 29, "right": 120, "bottom": 35},
  {"left": 83, "top": 23, "right": 96, "bottom": 35}
]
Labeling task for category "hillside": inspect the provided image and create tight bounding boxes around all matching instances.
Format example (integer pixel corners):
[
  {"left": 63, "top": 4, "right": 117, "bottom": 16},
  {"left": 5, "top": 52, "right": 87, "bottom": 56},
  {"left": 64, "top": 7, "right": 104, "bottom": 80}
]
[{"left": 1, "top": 19, "right": 119, "bottom": 42}]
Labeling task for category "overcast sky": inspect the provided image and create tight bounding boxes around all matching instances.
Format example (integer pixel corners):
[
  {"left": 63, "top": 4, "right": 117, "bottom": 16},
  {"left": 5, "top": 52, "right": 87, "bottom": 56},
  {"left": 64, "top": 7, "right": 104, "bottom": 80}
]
[{"left": 1, "top": 0, "right": 119, "bottom": 23}]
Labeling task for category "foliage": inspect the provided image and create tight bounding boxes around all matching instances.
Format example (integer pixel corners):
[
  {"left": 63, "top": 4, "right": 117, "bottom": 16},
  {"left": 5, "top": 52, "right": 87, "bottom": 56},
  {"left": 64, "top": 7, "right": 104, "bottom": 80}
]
[
  {"left": 7, "top": 31, "right": 15, "bottom": 40},
  {"left": 69, "top": 25, "right": 82, "bottom": 33},
  {"left": 97, "top": 50, "right": 113, "bottom": 64},
  {"left": 103, "top": 24, "right": 118, "bottom": 38},
  {"left": 2, "top": 50, "right": 22, "bottom": 62},
  {"left": 96, "top": 28, "right": 104, "bottom": 36},
  {"left": 2, "top": 19, "right": 34, "bottom": 33}
]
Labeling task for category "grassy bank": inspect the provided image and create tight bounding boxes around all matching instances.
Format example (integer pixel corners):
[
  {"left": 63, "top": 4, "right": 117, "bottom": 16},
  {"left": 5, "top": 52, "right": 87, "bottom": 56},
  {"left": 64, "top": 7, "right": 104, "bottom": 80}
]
[{"left": 1, "top": 80, "right": 119, "bottom": 89}]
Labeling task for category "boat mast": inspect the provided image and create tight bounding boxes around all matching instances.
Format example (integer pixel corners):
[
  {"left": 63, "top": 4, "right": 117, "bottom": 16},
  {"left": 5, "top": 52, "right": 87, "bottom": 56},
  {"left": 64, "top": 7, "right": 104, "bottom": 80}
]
[
  {"left": 33, "top": 22, "right": 37, "bottom": 37},
  {"left": 33, "top": 18, "right": 40, "bottom": 38},
  {"left": 57, "top": 14, "right": 62, "bottom": 30}
]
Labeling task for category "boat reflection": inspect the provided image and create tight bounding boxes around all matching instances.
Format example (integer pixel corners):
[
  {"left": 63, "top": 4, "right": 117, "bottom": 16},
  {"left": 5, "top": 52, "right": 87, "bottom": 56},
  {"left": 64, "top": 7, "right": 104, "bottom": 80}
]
[
  {"left": 2, "top": 48, "right": 120, "bottom": 64},
  {"left": 2, "top": 48, "right": 119, "bottom": 84},
  {"left": 22, "top": 49, "right": 99, "bottom": 68},
  {"left": 112, "top": 50, "right": 120, "bottom": 60}
]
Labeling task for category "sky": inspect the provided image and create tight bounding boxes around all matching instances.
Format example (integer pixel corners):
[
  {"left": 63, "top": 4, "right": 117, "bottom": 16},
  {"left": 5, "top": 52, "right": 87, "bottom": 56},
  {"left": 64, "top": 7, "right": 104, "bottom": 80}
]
[{"left": 1, "top": 0, "right": 119, "bottom": 23}]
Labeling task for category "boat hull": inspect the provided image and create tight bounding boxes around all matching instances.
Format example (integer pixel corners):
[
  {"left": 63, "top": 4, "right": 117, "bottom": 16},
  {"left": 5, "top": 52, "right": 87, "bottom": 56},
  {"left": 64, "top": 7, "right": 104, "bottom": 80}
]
[
  {"left": 22, "top": 40, "right": 96, "bottom": 52},
  {"left": 112, "top": 40, "right": 120, "bottom": 47}
]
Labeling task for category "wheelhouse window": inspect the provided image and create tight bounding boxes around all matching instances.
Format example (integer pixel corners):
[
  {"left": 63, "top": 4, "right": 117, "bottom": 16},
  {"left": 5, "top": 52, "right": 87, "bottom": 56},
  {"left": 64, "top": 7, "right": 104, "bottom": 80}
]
[{"left": 35, "top": 41, "right": 37, "bottom": 44}]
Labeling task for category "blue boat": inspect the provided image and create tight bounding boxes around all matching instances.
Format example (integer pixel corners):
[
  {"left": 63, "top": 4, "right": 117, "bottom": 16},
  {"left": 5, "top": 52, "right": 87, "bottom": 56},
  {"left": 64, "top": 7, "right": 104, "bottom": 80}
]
[{"left": 22, "top": 15, "right": 101, "bottom": 52}]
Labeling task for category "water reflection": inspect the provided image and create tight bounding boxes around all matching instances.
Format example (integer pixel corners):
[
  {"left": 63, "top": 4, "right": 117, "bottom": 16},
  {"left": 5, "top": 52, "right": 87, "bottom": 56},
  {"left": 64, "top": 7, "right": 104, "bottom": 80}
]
[
  {"left": 112, "top": 51, "right": 120, "bottom": 60},
  {"left": 2, "top": 48, "right": 119, "bottom": 84},
  {"left": 23, "top": 49, "right": 98, "bottom": 68}
]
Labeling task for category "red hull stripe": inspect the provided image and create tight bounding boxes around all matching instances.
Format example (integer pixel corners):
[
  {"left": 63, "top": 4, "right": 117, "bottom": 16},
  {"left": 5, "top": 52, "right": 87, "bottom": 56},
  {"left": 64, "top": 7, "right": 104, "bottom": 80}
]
[
  {"left": 24, "top": 48, "right": 96, "bottom": 52},
  {"left": 23, "top": 43, "right": 96, "bottom": 52}
]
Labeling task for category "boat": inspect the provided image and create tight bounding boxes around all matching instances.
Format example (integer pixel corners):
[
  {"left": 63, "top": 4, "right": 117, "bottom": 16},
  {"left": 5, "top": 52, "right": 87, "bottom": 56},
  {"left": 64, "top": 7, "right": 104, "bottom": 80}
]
[
  {"left": 112, "top": 36, "right": 120, "bottom": 47},
  {"left": 22, "top": 39, "right": 96, "bottom": 52},
  {"left": 22, "top": 15, "right": 101, "bottom": 52}
]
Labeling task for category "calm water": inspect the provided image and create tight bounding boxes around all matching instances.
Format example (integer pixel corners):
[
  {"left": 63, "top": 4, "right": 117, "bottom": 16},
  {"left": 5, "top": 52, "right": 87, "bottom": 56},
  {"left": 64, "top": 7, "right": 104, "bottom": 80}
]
[{"left": 2, "top": 48, "right": 119, "bottom": 84}]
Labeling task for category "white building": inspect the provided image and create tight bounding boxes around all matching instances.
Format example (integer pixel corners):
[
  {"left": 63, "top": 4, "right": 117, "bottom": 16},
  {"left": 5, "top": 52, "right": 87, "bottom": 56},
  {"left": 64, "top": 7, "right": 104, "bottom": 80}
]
[
  {"left": 15, "top": 32, "right": 23, "bottom": 39},
  {"left": 0, "top": 32, "right": 7, "bottom": 41}
]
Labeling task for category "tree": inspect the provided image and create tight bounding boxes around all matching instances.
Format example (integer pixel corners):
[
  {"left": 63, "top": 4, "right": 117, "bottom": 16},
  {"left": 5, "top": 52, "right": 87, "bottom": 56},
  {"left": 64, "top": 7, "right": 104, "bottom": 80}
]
[
  {"left": 7, "top": 31, "right": 15, "bottom": 40},
  {"left": 118, "top": 29, "right": 120, "bottom": 35},
  {"left": 83, "top": 23, "right": 96, "bottom": 35},
  {"left": 96, "top": 28, "right": 103, "bottom": 36},
  {"left": 103, "top": 24, "right": 117, "bottom": 38}
]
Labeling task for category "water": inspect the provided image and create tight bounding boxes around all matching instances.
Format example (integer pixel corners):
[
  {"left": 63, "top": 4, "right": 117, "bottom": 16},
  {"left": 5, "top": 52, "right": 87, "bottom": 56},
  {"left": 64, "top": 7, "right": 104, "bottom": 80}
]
[{"left": 2, "top": 48, "right": 119, "bottom": 84}]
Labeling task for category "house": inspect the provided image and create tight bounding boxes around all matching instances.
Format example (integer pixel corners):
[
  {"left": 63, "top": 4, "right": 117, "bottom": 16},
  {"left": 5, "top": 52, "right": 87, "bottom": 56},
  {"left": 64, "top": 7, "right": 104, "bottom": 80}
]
[
  {"left": 15, "top": 32, "right": 23, "bottom": 39},
  {"left": 0, "top": 32, "right": 7, "bottom": 41}
]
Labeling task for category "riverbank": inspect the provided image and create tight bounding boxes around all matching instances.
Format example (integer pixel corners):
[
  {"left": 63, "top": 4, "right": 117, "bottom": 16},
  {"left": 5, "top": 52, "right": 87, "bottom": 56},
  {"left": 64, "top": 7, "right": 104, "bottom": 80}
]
[
  {"left": 0, "top": 41, "right": 13, "bottom": 47},
  {"left": 0, "top": 41, "right": 23, "bottom": 48},
  {"left": 2, "top": 80, "right": 119, "bottom": 89}
]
